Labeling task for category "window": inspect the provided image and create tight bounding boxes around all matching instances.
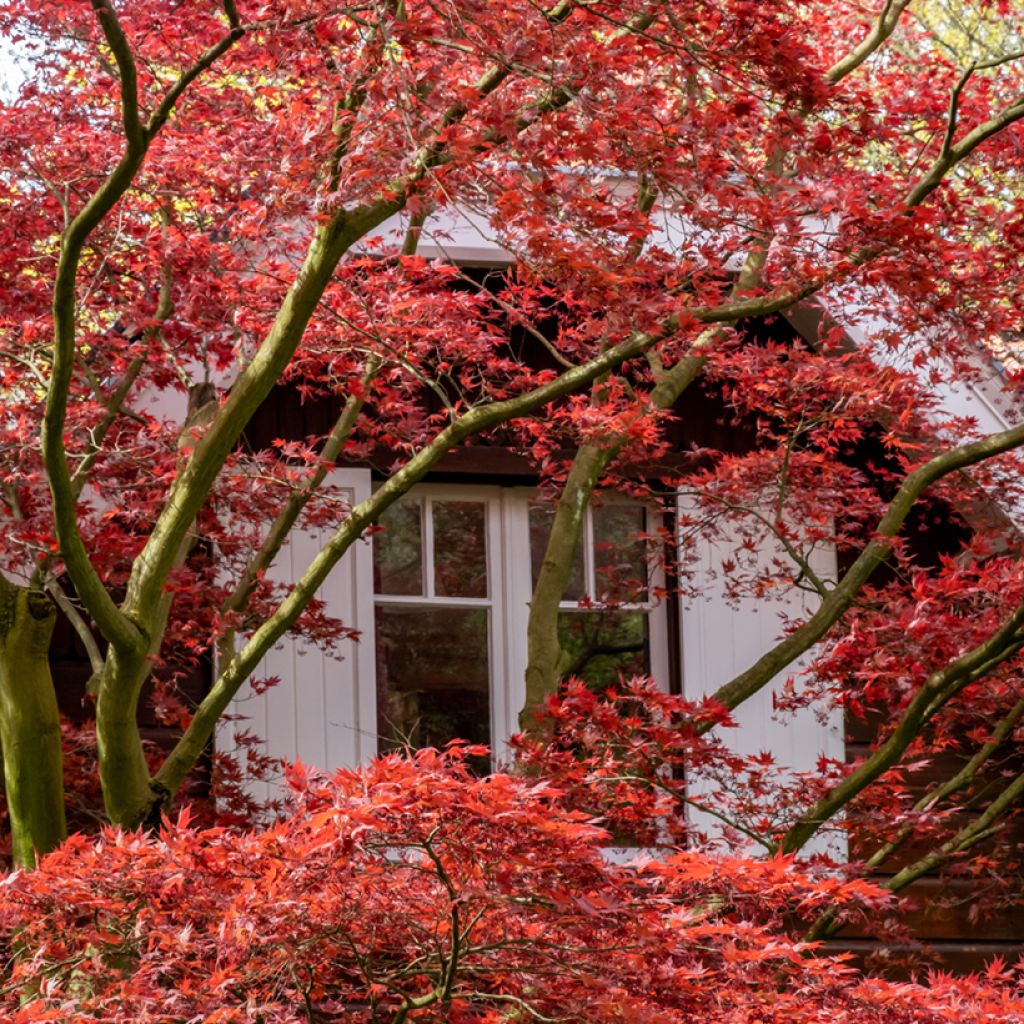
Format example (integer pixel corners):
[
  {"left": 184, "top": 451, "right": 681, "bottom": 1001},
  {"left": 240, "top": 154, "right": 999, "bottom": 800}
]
[
  {"left": 373, "top": 492, "right": 502, "bottom": 761},
  {"left": 372, "top": 486, "right": 668, "bottom": 761}
]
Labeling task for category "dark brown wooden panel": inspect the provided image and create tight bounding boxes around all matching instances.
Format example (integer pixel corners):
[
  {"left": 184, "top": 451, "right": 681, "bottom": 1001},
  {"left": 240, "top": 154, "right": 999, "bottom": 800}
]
[
  {"left": 837, "top": 877, "right": 1024, "bottom": 942},
  {"left": 825, "top": 938, "right": 1023, "bottom": 977}
]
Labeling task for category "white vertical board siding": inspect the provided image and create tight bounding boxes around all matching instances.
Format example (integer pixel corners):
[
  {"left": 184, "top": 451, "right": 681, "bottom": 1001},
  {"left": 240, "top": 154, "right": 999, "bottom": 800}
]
[
  {"left": 679, "top": 498, "right": 844, "bottom": 853},
  {"left": 219, "top": 469, "right": 375, "bottom": 804}
]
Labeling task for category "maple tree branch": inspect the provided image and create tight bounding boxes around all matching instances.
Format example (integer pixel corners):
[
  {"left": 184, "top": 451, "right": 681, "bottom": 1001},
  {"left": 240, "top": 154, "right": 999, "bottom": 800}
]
[
  {"left": 323, "top": 4, "right": 389, "bottom": 193},
  {"left": 70, "top": 243, "right": 172, "bottom": 498},
  {"left": 907, "top": 80, "right": 1024, "bottom": 207},
  {"left": 706, "top": 420, "right": 1024, "bottom": 718},
  {"left": 699, "top": 494, "right": 832, "bottom": 600},
  {"left": 825, "top": 0, "right": 913, "bottom": 85},
  {"left": 401, "top": 205, "right": 430, "bottom": 257},
  {"left": 879, "top": 765, "right": 1024, "bottom": 893},
  {"left": 43, "top": 578, "right": 105, "bottom": 688},
  {"left": 43, "top": 1, "right": 151, "bottom": 654},
  {"left": 940, "top": 49, "right": 1024, "bottom": 160},
  {"left": 69, "top": 355, "right": 147, "bottom": 500},
  {"left": 419, "top": 833, "right": 462, "bottom": 1004},
  {"left": 521, "top": 221, "right": 819, "bottom": 726},
  {"left": 523, "top": 444, "right": 618, "bottom": 725},
  {"left": 516, "top": 0, "right": 912, "bottom": 667},
  {"left": 217, "top": 358, "right": 381, "bottom": 667},
  {"left": 679, "top": 794, "right": 775, "bottom": 851},
  {"left": 42, "top": 2, "right": 242, "bottom": 654},
  {"left": 778, "top": 605, "right": 1024, "bottom": 855},
  {"left": 381, "top": 1, "right": 658, "bottom": 202},
  {"left": 461, "top": 993, "right": 559, "bottom": 1024},
  {"left": 805, "top": 693, "right": 1024, "bottom": 939},
  {"left": 123, "top": 0, "right": 659, "bottom": 634},
  {"left": 809, "top": 781, "right": 1024, "bottom": 942},
  {"left": 451, "top": 265, "right": 577, "bottom": 369},
  {"left": 120, "top": 18, "right": 546, "bottom": 626},
  {"left": 146, "top": 16, "right": 244, "bottom": 137},
  {"left": 552, "top": 48, "right": 1024, "bottom": 733},
  {"left": 863, "top": 693, "right": 1024, "bottom": 871},
  {"left": 90, "top": 0, "right": 145, "bottom": 147},
  {"left": 522, "top": 179, "right": 693, "bottom": 726},
  {"left": 121, "top": 209, "right": 369, "bottom": 629},
  {"left": 389, "top": 0, "right": 577, "bottom": 197},
  {"left": 681, "top": 75, "right": 1024, "bottom": 331}
]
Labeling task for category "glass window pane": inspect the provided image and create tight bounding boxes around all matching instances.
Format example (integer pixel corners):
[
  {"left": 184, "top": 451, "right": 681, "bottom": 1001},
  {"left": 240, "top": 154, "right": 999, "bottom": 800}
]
[
  {"left": 558, "top": 610, "right": 649, "bottom": 690},
  {"left": 375, "top": 606, "right": 491, "bottom": 759},
  {"left": 373, "top": 498, "right": 423, "bottom": 596},
  {"left": 529, "top": 503, "right": 585, "bottom": 601},
  {"left": 593, "top": 504, "right": 648, "bottom": 603},
  {"left": 433, "top": 501, "right": 488, "bottom": 598}
]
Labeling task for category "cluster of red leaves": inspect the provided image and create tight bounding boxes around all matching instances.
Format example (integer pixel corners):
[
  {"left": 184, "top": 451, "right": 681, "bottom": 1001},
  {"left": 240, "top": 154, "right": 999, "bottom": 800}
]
[
  {"left": 513, "top": 678, "right": 1024, "bottom": 959},
  {"left": 513, "top": 679, "right": 847, "bottom": 853},
  {"left": 3, "top": 748, "right": 1023, "bottom": 1024}
]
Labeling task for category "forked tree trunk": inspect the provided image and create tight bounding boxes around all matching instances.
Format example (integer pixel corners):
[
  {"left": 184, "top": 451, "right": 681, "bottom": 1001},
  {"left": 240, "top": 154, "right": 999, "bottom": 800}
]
[{"left": 0, "top": 578, "right": 66, "bottom": 866}]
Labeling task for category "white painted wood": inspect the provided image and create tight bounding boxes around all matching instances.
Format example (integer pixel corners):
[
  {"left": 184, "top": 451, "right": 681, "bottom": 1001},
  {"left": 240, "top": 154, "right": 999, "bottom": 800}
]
[
  {"left": 678, "top": 495, "right": 844, "bottom": 854},
  {"left": 218, "top": 468, "right": 375, "bottom": 804},
  {"left": 500, "top": 490, "right": 534, "bottom": 763}
]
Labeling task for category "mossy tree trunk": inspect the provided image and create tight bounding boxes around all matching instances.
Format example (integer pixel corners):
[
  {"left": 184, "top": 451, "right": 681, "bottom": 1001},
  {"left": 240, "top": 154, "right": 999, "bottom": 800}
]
[{"left": 0, "top": 577, "right": 66, "bottom": 867}]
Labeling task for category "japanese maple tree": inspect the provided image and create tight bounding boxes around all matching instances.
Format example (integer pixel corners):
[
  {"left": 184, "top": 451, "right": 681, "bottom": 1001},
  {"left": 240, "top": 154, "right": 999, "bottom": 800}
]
[
  {"left": 1, "top": 0, "right": 1024, "bottom": 950},
  {"left": 4, "top": 748, "right": 1024, "bottom": 1022}
]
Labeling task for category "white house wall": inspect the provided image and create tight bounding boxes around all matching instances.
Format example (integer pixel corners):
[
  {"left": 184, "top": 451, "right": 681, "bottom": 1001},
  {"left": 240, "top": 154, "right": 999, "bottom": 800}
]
[
  {"left": 217, "top": 469, "right": 376, "bottom": 804},
  {"left": 678, "top": 500, "right": 844, "bottom": 852},
  {"left": 216, "top": 476, "right": 842, "bottom": 845}
]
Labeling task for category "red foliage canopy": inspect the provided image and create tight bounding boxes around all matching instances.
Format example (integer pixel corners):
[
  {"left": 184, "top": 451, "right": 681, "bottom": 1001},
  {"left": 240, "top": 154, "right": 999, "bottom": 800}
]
[{"left": 4, "top": 750, "right": 1023, "bottom": 1023}]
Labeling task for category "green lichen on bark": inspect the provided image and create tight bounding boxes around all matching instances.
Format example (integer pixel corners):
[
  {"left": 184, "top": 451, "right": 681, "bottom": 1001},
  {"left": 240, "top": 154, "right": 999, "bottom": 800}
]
[{"left": 0, "top": 576, "right": 67, "bottom": 866}]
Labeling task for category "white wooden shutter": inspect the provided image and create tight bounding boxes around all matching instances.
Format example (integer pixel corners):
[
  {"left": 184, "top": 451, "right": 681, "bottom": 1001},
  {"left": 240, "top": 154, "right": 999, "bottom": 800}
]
[
  {"left": 678, "top": 495, "right": 843, "bottom": 851},
  {"left": 218, "top": 469, "right": 375, "bottom": 803}
]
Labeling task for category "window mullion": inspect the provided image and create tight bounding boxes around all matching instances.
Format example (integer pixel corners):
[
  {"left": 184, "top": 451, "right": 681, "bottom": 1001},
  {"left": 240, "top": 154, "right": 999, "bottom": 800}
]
[
  {"left": 423, "top": 498, "right": 436, "bottom": 599},
  {"left": 584, "top": 507, "right": 596, "bottom": 599},
  {"left": 375, "top": 594, "right": 492, "bottom": 608}
]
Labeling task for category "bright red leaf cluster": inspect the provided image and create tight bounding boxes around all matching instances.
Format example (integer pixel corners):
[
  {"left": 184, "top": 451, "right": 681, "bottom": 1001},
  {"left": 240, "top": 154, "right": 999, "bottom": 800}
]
[{"left": 3, "top": 748, "right": 1024, "bottom": 1023}]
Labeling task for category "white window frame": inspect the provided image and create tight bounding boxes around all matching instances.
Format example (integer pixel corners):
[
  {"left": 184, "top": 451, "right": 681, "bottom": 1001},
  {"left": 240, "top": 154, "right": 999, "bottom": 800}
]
[
  {"left": 372, "top": 484, "right": 670, "bottom": 764},
  {"left": 372, "top": 483, "right": 508, "bottom": 757}
]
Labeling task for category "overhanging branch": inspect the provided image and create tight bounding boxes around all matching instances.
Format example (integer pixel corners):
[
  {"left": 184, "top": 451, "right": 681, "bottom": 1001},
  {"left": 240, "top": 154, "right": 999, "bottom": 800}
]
[
  {"left": 706, "top": 421, "right": 1024, "bottom": 718},
  {"left": 778, "top": 604, "right": 1024, "bottom": 855},
  {"left": 41, "top": 1, "right": 243, "bottom": 654}
]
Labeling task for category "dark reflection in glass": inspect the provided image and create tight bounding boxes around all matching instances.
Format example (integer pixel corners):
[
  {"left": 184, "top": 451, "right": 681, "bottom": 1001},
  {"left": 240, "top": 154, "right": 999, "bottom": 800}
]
[
  {"left": 375, "top": 606, "right": 491, "bottom": 762},
  {"left": 529, "top": 503, "right": 585, "bottom": 600},
  {"left": 594, "top": 504, "right": 648, "bottom": 602},
  {"left": 433, "top": 501, "right": 488, "bottom": 598},
  {"left": 558, "top": 610, "right": 648, "bottom": 691},
  {"left": 373, "top": 499, "right": 423, "bottom": 596}
]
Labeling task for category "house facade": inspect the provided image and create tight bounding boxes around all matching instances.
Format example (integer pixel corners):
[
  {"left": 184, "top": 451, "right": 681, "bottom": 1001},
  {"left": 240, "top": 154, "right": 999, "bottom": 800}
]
[
  {"left": 218, "top": 210, "right": 846, "bottom": 800},
  {"left": 48, "top": 209, "right": 1024, "bottom": 970},
  {"left": 221, "top": 468, "right": 839, "bottom": 799}
]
